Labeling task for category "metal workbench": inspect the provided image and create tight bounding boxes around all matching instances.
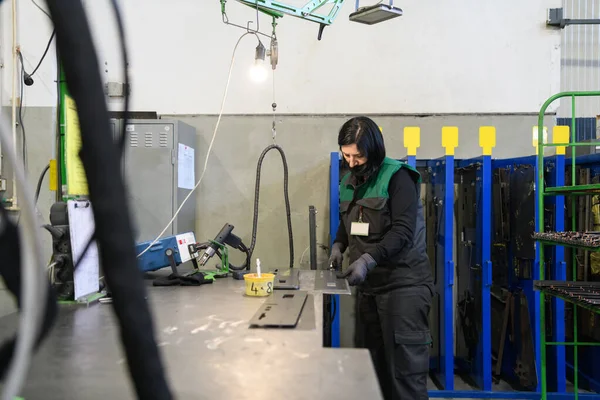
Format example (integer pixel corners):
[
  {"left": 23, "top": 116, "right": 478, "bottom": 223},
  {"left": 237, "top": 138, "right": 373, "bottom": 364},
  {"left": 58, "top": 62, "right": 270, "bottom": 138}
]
[{"left": 0, "top": 269, "right": 382, "bottom": 400}]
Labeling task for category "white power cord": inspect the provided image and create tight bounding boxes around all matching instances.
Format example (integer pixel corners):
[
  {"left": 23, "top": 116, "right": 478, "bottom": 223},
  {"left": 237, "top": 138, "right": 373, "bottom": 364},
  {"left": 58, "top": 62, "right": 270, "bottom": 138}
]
[
  {"left": 0, "top": 107, "right": 46, "bottom": 399},
  {"left": 137, "top": 31, "right": 260, "bottom": 258}
]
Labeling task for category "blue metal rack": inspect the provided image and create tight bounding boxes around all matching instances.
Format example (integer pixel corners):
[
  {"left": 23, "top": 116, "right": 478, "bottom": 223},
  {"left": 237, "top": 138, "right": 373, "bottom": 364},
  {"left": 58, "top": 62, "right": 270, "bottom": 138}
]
[
  {"left": 427, "top": 156, "right": 455, "bottom": 391},
  {"left": 329, "top": 151, "right": 341, "bottom": 348},
  {"left": 327, "top": 149, "right": 600, "bottom": 399}
]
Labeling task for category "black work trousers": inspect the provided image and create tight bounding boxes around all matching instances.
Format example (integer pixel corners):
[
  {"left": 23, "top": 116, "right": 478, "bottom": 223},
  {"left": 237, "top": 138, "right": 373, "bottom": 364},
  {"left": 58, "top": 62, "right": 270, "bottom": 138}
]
[{"left": 355, "top": 284, "right": 433, "bottom": 400}]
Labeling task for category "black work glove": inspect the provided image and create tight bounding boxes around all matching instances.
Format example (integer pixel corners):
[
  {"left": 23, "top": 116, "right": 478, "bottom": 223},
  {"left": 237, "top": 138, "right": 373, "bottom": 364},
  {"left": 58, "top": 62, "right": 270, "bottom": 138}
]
[
  {"left": 336, "top": 253, "right": 377, "bottom": 286},
  {"left": 328, "top": 242, "right": 345, "bottom": 270}
]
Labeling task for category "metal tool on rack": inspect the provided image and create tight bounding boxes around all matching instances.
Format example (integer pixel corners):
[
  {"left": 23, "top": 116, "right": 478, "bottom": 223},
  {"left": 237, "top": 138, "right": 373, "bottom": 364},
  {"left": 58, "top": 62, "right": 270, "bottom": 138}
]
[{"left": 532, "top": 231, "right": 600, "bottom": 248}]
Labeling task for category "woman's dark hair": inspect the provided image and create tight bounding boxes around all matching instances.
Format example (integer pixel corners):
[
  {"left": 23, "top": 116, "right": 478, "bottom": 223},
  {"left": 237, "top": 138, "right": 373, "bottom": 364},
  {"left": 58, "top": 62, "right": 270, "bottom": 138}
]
[{"left": 338, "top": 116, "right": 386, "bottom": 175}]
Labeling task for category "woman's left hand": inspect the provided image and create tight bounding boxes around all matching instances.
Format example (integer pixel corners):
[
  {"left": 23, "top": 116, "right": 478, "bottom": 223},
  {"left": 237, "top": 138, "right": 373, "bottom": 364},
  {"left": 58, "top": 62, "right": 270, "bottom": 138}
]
[{"left": 336, "top": 253, "right": 377, "bottom": 286}]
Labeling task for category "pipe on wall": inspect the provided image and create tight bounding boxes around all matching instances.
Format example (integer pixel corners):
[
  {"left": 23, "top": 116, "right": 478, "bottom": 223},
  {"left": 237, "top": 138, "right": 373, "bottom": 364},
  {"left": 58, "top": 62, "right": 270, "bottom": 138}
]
[{"left": 10, "top": 0, "right": 18, "bottom": 208}]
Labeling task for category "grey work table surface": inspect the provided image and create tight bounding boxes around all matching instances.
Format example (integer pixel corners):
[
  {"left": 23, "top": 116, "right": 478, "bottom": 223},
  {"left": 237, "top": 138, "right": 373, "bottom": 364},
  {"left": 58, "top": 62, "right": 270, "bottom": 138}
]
[{"left": 0, "top": 269, "right": 382, "bottom": 400}]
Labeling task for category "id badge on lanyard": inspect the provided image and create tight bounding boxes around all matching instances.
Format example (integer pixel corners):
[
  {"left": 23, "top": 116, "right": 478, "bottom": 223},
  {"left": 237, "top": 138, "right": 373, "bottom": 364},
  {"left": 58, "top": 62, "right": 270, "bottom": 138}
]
[{"left": 351, "top": 206, "right": 369, "bottom": 236}]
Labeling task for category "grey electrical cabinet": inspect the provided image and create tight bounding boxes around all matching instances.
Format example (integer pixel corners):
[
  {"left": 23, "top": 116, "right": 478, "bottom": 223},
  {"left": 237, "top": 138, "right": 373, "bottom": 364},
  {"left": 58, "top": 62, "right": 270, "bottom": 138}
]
[{"left": 122, "top": 119, "right": 198, "bottom": 243}]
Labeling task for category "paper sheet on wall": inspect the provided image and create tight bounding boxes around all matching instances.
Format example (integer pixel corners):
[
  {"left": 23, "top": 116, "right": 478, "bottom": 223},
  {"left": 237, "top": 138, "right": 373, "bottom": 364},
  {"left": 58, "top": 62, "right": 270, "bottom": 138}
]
[
  {"left": 67, "top": 200, "right": 99, "bottom": 300},
  {"left": 177, "top": 143, "right": 195, "bottom": 190},
  {"left": 65, "top": 95, "right": 89, "bottom": 195}
]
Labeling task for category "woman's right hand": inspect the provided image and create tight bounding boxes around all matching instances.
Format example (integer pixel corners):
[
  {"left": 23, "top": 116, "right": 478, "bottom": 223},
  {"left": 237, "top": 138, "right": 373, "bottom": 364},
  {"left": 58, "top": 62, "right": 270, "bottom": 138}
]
[{"left": 328, "top": 242, "right": 345, "bottom": 270}]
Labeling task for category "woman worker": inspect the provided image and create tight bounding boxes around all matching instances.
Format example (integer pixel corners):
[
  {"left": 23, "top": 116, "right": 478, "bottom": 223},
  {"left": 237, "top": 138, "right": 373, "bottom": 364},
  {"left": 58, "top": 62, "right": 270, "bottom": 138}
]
[{"left": 330, "top": 116, "right": 434, "bottom": 400}]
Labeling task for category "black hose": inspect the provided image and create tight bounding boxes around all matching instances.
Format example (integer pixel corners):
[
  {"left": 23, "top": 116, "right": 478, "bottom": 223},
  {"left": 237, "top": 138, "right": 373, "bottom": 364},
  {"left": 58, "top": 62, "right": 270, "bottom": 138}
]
[
  {"left": 247, "top": 144, "right": 294, "bottom": 269},
  {"left": 71, "top": 0, "right": 130, "bottom": 271},
  {"left": 35, "top": 164, "right": 50, "bottom": 205},
  {"left": 43, "top": 1, "right": 172, "bottom": 399}
]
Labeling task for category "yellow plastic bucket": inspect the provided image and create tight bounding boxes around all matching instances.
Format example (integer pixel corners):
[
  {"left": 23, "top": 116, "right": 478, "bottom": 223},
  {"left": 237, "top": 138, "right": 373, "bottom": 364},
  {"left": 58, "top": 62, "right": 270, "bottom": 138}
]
[{"left": 243, "top": 273, "right": 275, "bottom": 297}]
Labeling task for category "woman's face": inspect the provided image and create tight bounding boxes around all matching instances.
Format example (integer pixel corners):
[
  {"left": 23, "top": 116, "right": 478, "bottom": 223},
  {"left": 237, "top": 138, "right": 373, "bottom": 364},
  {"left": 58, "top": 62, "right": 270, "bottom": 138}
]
[{"left": 341, "top": 144, "right": 367, "bottom": 168}]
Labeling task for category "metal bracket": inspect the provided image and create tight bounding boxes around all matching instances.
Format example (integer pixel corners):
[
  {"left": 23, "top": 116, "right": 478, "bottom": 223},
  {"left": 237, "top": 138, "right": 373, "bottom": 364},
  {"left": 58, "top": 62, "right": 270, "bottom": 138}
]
[
  {"left": 236, "top": 0, "right": 346, "bottom": 26},
  {"left": 547, "top": 7, "right": 600, "bottom": 29}
]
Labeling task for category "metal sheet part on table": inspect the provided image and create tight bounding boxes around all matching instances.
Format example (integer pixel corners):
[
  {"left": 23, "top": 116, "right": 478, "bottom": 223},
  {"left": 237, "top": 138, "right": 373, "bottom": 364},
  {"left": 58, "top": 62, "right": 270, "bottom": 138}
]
[{"left": 249, "top": 291, "right": 308, "bottom": 327}]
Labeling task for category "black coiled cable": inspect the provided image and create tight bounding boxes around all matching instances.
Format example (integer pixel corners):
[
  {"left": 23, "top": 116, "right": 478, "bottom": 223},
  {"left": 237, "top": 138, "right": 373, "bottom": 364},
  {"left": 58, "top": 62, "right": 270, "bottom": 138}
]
[
  {"left": 247, "top": 144, "right": 294, "bottom": 269},
  {"left": 44, "top": 1, "right": 172, "bottom": 398}
]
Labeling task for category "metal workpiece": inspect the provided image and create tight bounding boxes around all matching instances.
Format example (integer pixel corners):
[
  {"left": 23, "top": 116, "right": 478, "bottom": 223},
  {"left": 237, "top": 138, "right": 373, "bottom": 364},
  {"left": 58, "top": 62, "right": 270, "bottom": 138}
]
[
  {"left": 249, "top": 291, "right": 309, "bottom": 327},
  {"left": 533, "top": 231, "right": 600, "bottom": 249},
  {"left": 534, "top": 280, "right": 600, "bottom": 313},
  {"left": 313, "top": 269, "right": 351, "bottom": 294},
  {"left": 0, "top": 270, "right": 380, "bottom": 400}
]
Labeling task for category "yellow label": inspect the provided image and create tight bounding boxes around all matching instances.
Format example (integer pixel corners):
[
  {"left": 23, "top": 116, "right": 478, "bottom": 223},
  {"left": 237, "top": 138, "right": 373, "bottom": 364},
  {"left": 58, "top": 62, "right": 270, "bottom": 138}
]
[
  {"left": 65, "top": 95, "right": 89, "bottom": 195},
  {"left": 442, "top": 127, "right": 459, "bottom": 156},
  {"left": 479, "top": 126, "right": 496, "bottom": 156},
  {"left": 532, "top": 126, "right": 548, "bottom": 151},
  {"left": 553, "top": 125, "right": 570, "bottom": 155},
  {"left": 49, "top": 159, "right": 58, "bottom": 191},
  {"left": 403, "top": 127, "right": 420, "bottom": 156}
]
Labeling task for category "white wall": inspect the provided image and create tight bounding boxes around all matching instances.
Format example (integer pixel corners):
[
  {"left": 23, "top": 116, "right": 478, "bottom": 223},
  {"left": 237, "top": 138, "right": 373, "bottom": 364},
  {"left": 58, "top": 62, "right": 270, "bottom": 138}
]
[{"left": 3, "top": 0, "right": 562, "bottom": 115}]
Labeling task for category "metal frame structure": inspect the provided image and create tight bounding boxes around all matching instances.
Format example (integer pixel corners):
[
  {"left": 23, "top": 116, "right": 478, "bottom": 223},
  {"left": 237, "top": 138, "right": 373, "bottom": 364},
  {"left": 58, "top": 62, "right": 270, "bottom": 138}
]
[
  {"left": 534, "top": 91, "right": 600, "bottom": 400},
  {"left": 233, "top": 0, "right": 346, "bottom": 25}
]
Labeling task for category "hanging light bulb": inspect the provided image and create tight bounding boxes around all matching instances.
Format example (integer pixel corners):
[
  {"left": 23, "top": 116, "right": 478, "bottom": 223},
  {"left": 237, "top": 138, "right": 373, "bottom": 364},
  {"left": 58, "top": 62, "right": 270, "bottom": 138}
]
[{"left": 249, "top": 41, "right": 268, "bottom": 83}]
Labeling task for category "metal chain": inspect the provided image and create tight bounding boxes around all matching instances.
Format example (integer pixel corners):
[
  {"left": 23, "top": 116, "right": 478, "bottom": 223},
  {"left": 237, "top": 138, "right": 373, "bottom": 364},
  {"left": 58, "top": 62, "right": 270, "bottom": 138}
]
[
  {"left": 272, "top": 68, "right": 277, "bottom": 143},
  {"left": 271, "top": 21, "right": 278, "bottom": 144}
]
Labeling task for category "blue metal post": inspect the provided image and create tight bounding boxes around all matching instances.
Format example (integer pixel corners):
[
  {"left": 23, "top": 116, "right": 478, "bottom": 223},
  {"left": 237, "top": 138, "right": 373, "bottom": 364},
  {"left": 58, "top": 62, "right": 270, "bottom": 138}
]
[
  {"left": 553, "top": 154, "right": 566, "bottom": 392},
  {"left": 442, "top": 155, "right": 455, "bottom": 390},
  {"left": 407, "top": 155, "right": 417, "bottom": 168},
  {"left": 329, "top": 151, "right": 341, "bottom": 348},
  {"left": 481, "top": 155, "right": 492, "bottom": 391}
]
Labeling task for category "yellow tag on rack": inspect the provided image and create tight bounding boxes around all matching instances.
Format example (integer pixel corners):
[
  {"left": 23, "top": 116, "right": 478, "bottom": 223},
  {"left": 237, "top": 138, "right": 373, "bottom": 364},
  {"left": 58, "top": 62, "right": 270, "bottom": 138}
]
[
  {"left": 479, "top": 126, "right": 496, "bottom": 156},
  {"left": 553, "top": 126, "right": 570, "bottom": 155},
  {"left": 403, "top": 127, "right": 420, "bottom": 156},
  {"left": 442, "top": 127, "right": 458, "bottom": 156}
]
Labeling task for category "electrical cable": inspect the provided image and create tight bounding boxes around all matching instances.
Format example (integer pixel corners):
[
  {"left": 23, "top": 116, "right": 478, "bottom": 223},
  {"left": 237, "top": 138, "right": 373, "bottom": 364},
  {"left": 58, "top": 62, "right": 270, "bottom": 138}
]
[
  {"left": 0, "top": 98, "right": 47, "bottom": 400},
  {"left": 43, "top": 1, "right": 172, "bottom": 398},
  {"left": 23, "top": 30, "right": 55, "bottom": 80},
  {"left": 16, "top": 51, "right": 27, "bottom": 172},
  {"left": 35, "top": 164, "right": 50, "bottom": 205},
  {"left": 30, "top": 0, "right": 51, "bottom": 20},
  {"left": 109, "top": 0, "right": 130, "bottom": 157},
  {"left": 136, "top": 31, "right": 260, "bottom": 258}
]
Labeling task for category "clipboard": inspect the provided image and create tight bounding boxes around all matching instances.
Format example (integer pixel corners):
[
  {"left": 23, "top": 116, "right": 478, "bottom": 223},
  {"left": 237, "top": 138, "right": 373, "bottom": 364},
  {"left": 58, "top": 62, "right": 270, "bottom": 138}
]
[{"left": 67, "top": 200, "right": 100, "bottom": 300}]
